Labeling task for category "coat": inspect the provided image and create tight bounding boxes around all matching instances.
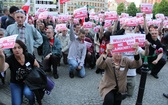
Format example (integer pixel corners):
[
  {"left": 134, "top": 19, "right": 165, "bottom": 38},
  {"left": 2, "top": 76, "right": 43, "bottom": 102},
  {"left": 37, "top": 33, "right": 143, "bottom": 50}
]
[
  {"left": 96, "top": 54, "right": 142, "bottom": 99},
  {"left": 42, "top": 35, "right": 62, "bottom": 58},
  {"left": 5, "top": 22, "right": 43, "bottom": 55}
]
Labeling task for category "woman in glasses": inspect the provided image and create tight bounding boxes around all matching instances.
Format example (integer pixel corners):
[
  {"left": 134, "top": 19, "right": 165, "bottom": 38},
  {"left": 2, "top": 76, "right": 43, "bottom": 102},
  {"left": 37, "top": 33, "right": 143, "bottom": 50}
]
[{"left": 96, "top": 43, "right": 142, "bottom": 105}]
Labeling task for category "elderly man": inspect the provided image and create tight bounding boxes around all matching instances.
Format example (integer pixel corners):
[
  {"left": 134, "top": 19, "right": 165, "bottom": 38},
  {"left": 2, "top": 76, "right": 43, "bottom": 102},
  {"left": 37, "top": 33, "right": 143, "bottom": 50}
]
[
  {"left": 42, "top": 27, "right": 62, "bottom": 79},
  {"left": 57, "top": 27, "right": 70, "bottom": 65},
  {"left": 5, "top": 9, "right": 43, "bottom": 56}
]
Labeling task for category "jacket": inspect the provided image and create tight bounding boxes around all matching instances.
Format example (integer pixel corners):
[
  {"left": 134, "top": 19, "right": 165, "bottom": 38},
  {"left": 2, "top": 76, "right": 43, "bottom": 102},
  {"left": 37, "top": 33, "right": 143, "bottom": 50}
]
[
  {"left": 5, "top": 22, "right": 43, "bottom": 55},
  {"left": 42, "top": 35, "right": 62, "bottom": 58},
  {"left": 96, "top": 54, "right": 142, "bottom": 99},
  {"left": 57, "top": 33, "right": 70, "bottom": 54}
]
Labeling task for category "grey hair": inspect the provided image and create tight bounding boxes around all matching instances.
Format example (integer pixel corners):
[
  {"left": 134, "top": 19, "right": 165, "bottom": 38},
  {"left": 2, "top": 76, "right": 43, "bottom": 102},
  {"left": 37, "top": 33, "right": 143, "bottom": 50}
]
[{"left": 0, "top": 28, "right": 6, "bottom": 34}]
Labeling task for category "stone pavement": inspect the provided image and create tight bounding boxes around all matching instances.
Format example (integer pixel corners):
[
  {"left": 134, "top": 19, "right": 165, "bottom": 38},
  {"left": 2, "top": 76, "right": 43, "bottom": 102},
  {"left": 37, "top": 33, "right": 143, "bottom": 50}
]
[{"left": 0, "top": 54, "right": 168, "bottom": 105}]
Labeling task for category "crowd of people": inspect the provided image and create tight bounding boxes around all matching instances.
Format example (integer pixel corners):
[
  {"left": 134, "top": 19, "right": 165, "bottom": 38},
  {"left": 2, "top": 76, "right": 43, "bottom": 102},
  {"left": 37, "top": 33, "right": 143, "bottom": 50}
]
[{"left": 0, "top": 5, "right": 168, "bottom": 105}]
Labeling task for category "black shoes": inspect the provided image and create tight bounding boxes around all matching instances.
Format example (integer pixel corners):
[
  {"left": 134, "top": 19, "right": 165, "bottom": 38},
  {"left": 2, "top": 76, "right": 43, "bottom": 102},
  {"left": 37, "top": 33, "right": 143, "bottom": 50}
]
[
  {"left": 163, "top": 93, "right": 168, "bottom": 99},
  {"left": 53, "top": 73, "right": 59, "bottom": 79},
  {"left": 69, "top": 72, "right": 74, "bottom": 78},
  {"left": 151, "top": 73, "right": 159, "bottom": 79}
]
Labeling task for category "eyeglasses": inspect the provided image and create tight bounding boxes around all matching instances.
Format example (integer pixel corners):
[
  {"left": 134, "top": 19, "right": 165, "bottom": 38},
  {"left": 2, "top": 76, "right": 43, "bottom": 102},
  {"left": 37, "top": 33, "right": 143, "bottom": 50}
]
[{"left": 15, "top": 9, "right": 26, "bottom": 15}]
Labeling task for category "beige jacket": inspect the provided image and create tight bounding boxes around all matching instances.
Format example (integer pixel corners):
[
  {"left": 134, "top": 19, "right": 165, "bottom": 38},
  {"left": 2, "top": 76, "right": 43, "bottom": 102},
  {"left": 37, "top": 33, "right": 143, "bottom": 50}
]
[
  {"left": 96, "top": 54, "right": 142, "bottom": 99},
  {"left": 57, "top": 33, "right": 70, "bottom": 54}
]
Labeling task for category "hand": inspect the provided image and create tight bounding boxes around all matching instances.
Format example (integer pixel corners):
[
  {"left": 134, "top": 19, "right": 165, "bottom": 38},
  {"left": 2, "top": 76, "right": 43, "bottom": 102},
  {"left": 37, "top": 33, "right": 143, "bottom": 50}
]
[
  {"left": 143, "top": 13, "right": 146, "bottom": 18},
  {"left": 152, "top": 60, "right": 158, "bottom": 65},
  {"left": 70, "top": 15, "right": 74, "bottom": 25},
  {"left": 45, "top": 53, "right": 52, "bottom": 60},
  {"left": 132, "top": 42, "right": 139, "bottom": 51},
  {"left": 77, "top": 66, "right": 82, "bottom": 70},
  {"left": 144, "top": 40, "right": 150, "bottom": 47},
  {"left": 88, "top": 52, "right": 91, "bottom": 55},
  {"left": 0, "top": 45, "right": 4, "bottom": 57},
  {"left": 106, "top": 43, "right": 114, "bottom": 54}
]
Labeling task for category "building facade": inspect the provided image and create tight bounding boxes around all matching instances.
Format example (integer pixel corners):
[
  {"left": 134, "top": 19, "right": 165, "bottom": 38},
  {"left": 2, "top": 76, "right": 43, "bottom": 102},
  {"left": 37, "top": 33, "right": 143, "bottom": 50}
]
[
  {"left": 60, "top": 0, "right": 108, "bottom": 14},
  {"left": 3, "top": 0, "right": 34, "bottom": 14},
  {"left": 141, "top": 0, "right": 162, "bottom": 4}
]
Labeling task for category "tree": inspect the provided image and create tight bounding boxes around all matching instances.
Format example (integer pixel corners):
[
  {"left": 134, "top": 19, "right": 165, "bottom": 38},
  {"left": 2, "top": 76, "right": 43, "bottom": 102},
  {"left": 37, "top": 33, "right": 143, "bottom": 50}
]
[
  {"left": 126, "top": 2, "right": 137, "bottom": 16},
  {"left": 117, "top": 3, "right": 125, "bottom": 15},
  {"left": 157, "top": 0, "right": 168, "bottom": 16},
  {"left": 153, "top": 2, "right": 159, "bottom": 19}
]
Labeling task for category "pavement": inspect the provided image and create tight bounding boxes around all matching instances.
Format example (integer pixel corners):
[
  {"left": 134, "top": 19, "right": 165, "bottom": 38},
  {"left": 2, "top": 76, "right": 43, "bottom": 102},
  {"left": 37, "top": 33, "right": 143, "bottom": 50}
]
[{"left": 0, "top": 50, "right": 168, "bottom": 105}]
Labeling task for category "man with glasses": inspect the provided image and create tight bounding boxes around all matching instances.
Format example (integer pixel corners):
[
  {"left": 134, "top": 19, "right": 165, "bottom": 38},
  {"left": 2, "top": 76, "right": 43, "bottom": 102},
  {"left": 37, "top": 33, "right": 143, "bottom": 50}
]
[{"left": 5, "top": 9, "right": 43, "bottom": 56}]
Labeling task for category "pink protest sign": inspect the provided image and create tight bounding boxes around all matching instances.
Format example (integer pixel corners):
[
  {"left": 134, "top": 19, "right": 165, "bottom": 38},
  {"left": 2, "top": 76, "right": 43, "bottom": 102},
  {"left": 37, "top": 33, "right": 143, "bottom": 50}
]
[
  {"left": 94, "top": 26, "right": 101, "bottom": 33},
  {"left": 153, "top": 19, "right": 161, "bottom": 27},
  {"left": 125, "top": 18, "right": 138, "bottom": 26},
  {"left": 136, "top": 13, "right": 143, "bottom": 18},
  {"left": 110, "top": 35, "right": 135, "bottom": 53},
  {"left": 74, "top": 7, "right": 87, "bottom": 18},
  {"left": 155, "top": 13, "right": 165, "bottom": 20},
  {"left": 141, "top": 3, "right": 153, "bottom": 14},
  {"left": 104, "top": 20, "right": 112, "bottom": 28},
  {"left": 73, "top": 18, "right": 79, "bottom": 24},
  {"left": 85, "top": 41, "right": 92, "bottom": 48},
  {"left": 0, "top": 34, "right": 18, "bottom": 49},
  {"left": 121, "top": 13, "right": 129, "bottom": 18},
  {"left": 137, "top": 17, "right": 144, "bottom": 25},
  {"left": 89, "top": 12, "right": 96, "bottom": 19},
  {"left": 83, "top": 22, "right": 93, "bottom": 28},
  {"left": 119, "top": 18, "right": 126, "bottom": 25},
  {"left": 105, "top": 11, "right": 118, "bottom": 20},
  {"left": 163, "top": 20, "right": 168, "bottom": 27},
  {"left": 38, "top": 11, "right": 48, "bottom": 20},
  {"left": 134, "top": 34, "right": 146, "bottom": 47},
  {"left": 58, "top": 15, "right": 69, "bottom": 22},
  {"left": 55, "top": 24, "right": 67, "bottom": 31}
]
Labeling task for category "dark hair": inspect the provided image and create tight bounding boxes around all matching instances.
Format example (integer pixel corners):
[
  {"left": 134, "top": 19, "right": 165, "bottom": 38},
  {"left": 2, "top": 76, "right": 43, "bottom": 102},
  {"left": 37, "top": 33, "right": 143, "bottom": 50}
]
[
  {"left": 79, "top": 29, "right": 85, "bottom": 34},
  {"left": 9, "top": 6, "right": 19, "bottom": 14},
  {"left": 3, "top": 7, "right": 8, "bottom": 14},
  {"left": 10, "top": 40, "right": 27, "bottom": 54},
  {"left": 148, "top": 24, "right": 158, "bottom": 30}
]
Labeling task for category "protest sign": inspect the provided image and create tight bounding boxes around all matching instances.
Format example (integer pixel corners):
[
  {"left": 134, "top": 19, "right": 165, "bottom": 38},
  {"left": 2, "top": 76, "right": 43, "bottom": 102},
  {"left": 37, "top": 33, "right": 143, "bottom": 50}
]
[
  {"left": 0, "top": 34, "right": 18, "bottom": 49},
  {"left": 110, "top": 34, "right": 145, "bottom": 53},
  {"left": 141, "top": 3, "right": 153, "bottom": 14},
  {"left": 74, "top": 7, "right": 87, "bottom": 18}
]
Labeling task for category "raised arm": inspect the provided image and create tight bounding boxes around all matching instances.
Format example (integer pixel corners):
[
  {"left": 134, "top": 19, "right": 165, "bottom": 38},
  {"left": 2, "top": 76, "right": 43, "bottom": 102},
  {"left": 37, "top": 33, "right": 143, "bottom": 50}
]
[
  {"left": 143, "top": 13, "right": 149, "bottom": 34},
  {"left": 69, "top": 17, "right": 76, "bottom": 41},
  {"left": 0, "top": 48, "right": 9, "bottom": 72}
]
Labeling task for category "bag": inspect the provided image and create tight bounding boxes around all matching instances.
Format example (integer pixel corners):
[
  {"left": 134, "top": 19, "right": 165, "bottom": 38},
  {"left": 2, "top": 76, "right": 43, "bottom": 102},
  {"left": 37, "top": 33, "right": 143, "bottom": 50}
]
[
  {"left": 115, "top": 92, "right": 127, "bottom": 101},
  {"left": 24, "top": 67, "right": 47, "bottom": 90},
  {"left": 44, "top": 77, "right": 55, "bottom": 95}
]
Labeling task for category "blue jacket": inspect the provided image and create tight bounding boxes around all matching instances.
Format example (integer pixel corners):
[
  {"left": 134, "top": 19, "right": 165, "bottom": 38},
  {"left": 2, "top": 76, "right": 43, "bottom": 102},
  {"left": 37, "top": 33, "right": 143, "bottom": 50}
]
[{"left": 42, "top": 35, "right": 62, "bottom": 58}]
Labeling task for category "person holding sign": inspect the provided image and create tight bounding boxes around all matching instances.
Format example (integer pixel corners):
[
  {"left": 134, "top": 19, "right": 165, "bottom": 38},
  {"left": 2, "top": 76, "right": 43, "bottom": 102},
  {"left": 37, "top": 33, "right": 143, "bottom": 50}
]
[
  {"left": 96, "top": 43, "right": 142, "bottom": 105},
  {"left": 0, "top": 40, "right": 39, "bottom": 105},
  {"left": 67, "top": 16, "right": 87, "bottom": 78}
]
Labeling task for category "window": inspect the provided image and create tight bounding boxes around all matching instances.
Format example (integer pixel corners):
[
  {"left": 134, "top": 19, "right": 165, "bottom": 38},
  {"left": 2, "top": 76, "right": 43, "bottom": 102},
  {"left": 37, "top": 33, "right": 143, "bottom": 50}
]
[{"left": 30, "top": 7, "right": 33, "bottom": 11}]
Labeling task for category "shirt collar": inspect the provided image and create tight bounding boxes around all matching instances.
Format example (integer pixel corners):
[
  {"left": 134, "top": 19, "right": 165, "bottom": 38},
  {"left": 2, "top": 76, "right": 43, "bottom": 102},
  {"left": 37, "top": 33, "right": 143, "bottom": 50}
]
[{"left": 16, "top": 22, "right": 26, "bottom": 28}]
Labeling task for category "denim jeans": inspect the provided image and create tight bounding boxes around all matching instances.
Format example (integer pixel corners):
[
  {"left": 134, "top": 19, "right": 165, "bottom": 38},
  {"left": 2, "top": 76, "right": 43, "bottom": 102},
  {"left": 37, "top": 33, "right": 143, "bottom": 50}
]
[
  {"left": 10, "top": 83, "right": 35, "bottom": 105},
  {"left": 68, "top": 59, "right": 86, "bottom": 78}
]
